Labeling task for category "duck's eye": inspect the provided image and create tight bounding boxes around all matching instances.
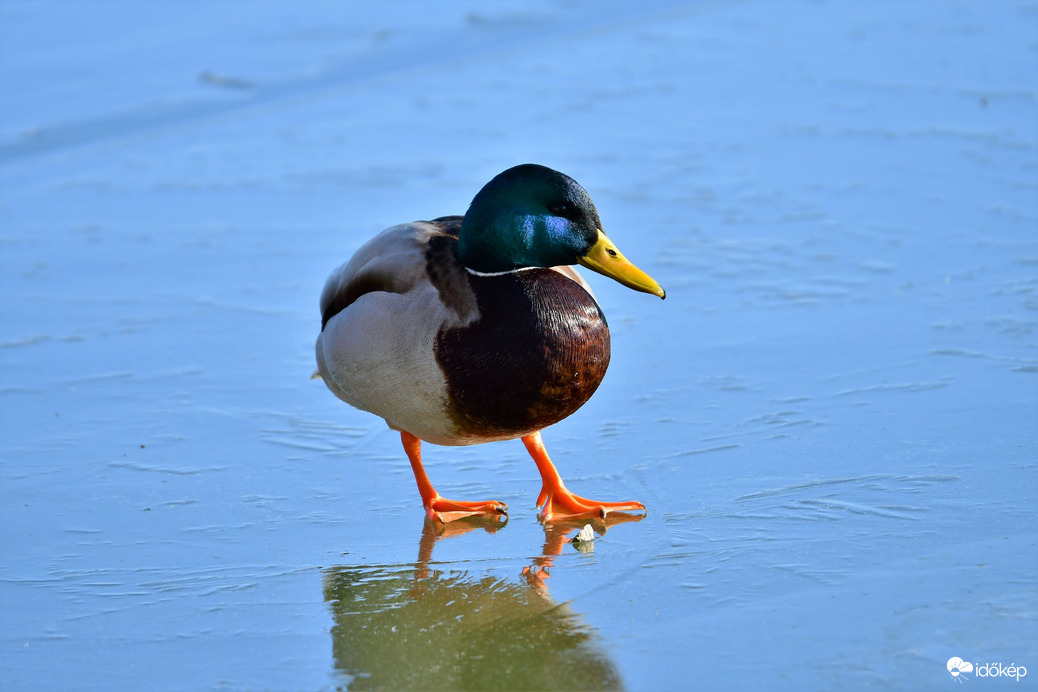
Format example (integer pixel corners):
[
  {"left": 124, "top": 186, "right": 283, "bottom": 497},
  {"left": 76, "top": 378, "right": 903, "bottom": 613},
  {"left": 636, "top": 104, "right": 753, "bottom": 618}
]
[{"left": 549, "top": 202, "right": 571, "bottom": 218}]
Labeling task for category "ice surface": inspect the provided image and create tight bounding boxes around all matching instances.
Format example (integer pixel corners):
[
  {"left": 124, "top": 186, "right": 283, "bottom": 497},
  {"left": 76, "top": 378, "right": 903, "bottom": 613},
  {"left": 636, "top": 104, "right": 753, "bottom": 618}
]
[{"left": 1, "top": 0, "right": 1036, "bottom": 689}]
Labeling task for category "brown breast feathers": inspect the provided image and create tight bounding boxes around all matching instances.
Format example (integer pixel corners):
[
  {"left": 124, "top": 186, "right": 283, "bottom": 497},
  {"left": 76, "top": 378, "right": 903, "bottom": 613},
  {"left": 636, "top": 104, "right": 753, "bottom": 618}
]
[{"left": 433, "top": 260, "right": 611, "bottom": 439}]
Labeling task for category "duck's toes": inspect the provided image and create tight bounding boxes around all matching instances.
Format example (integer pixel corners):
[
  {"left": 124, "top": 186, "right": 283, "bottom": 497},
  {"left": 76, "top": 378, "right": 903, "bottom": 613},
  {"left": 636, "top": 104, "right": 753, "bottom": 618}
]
[
  {"left": 537, "top": 486, "right": 645, "bottom": 522},
  {"left": 425, "top": 496, "right": 508, "bottom": 524}
]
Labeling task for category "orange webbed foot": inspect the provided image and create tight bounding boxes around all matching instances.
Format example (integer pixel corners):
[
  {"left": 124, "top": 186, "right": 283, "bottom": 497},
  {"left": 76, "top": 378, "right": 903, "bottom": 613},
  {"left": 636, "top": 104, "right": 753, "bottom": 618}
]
[
  {"left": 423, "top": 495, "right": 508, "bottom": 524},
  {"left": 537, "top": 485, "right": 645, "bottom": 522},
  {"left": 521, "top": 431, "right": 647, "bottom": 523},
  {"left": 401, "top": 431, "right": 508, "bottom": 523}
]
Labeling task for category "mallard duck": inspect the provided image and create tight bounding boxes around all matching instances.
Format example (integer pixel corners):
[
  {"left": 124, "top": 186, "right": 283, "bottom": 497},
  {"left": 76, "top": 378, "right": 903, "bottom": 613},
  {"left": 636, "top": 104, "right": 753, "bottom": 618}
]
[{"left": 315, "top": 164, "right": 664, "bottom": 522}]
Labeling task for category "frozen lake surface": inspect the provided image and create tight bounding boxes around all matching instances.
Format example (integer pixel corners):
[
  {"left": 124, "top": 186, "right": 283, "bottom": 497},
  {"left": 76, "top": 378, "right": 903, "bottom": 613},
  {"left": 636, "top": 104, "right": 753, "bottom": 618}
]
[{"left": 1, "top": 1, "right": 1036, "bottom": 689}]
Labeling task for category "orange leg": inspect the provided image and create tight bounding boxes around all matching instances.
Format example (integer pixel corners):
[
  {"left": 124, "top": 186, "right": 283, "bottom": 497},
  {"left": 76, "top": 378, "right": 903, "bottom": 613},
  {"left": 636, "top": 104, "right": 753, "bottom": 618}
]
[
  {"left": 521, "top": 431, "right": 646, "bottom": 522},
  {"left": 401, "top": 431, "right": 507, "bottom": 523}
]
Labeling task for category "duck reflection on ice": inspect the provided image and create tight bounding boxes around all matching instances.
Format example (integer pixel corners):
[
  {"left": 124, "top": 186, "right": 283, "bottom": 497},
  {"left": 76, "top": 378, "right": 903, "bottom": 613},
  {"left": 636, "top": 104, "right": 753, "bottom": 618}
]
[{"left": 323, "top": 515, "right": 641, "bottom": 690}]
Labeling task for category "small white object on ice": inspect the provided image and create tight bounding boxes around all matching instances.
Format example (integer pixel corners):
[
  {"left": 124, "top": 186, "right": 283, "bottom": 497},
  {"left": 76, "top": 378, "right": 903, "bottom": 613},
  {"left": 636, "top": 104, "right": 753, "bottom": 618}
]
[{"left": 573, "top": 524, "right": 595, "bottom": 543}]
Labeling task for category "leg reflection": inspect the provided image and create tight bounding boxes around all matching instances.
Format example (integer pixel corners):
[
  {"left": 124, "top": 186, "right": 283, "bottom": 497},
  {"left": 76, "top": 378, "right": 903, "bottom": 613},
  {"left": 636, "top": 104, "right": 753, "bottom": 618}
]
[
  {"left": 415, "top": 514, "right": 505, "bottom": 582},
  {"left": 323, "top": 518, "right": 627, "bottom": 690},
  {"left": 522, "top": 512, "right": 645, "bottom": 595}
]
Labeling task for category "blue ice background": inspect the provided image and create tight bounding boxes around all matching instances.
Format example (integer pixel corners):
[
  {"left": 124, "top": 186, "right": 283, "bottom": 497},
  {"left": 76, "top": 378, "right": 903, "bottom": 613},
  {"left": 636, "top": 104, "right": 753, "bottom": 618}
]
[{"left": 1, "top": 1, "right": 1036, "bottom": 689}]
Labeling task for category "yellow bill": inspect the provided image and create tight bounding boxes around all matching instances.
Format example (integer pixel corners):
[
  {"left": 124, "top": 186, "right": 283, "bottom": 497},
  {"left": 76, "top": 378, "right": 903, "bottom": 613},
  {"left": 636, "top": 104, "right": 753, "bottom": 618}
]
[{"left": 578, "top": 230, "right": 666, "bottom": 299}]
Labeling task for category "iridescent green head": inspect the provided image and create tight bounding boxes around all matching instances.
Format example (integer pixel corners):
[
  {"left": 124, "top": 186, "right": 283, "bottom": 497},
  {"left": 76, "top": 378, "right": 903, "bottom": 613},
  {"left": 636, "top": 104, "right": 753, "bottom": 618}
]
[{"left": 457, "top": 164, "right": 665, "bottom": 298}]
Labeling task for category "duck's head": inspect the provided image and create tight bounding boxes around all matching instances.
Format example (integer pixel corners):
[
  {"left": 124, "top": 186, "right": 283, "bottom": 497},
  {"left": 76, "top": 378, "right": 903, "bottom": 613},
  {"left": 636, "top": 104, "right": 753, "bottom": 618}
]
[{"left": 457, "top": 164, "right": 665, "bottom": 298}]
